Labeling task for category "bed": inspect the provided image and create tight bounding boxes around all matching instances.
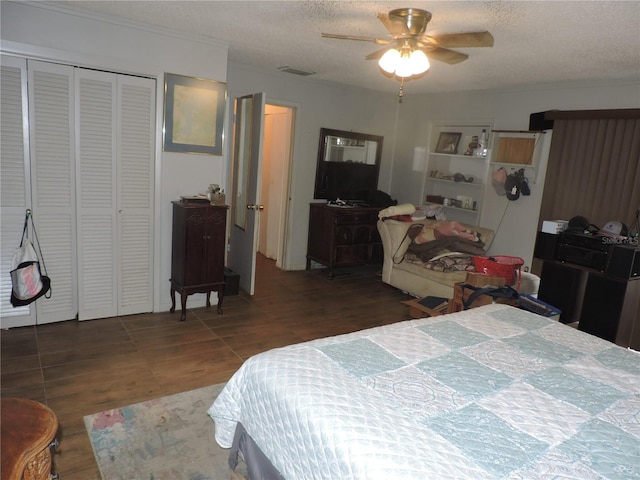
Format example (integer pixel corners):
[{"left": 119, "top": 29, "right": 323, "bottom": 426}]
[{"left": 208, "top": 304, "right": 640, "bottom": 479}]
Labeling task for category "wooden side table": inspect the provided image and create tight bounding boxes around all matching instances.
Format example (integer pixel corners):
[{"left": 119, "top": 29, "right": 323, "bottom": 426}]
[{"left": 1, "top": 398, "right": 59, "bottom": 480}]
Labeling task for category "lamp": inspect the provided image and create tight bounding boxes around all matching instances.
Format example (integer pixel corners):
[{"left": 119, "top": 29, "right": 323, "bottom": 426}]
[{"left": 378, "top": 42, "right": 430, "bottom": 78}]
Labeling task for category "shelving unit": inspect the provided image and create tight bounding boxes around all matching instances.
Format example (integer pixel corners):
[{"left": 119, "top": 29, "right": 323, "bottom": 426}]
[
  {"left": 423, "top": 122, "right": 492, "bottom": 225},
  {"left": 489, "top": 130, "right": 546, "bottom": 183}
]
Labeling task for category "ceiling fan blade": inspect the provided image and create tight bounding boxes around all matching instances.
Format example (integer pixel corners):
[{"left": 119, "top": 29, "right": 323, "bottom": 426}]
[
  {"left": 365, "top": 39, "right": 404, "bottom": 60},
  {"left": 321, "top": 33, "right": 391, "bottom": 45},
  {"left": 428, "top": 31, "right": 494, "bottom": 48},
  {"left": 365, "top": 46, "right": 392, "bottom": 61},
  {"left": 377, "top": 12, "right": 410, "bottom": 36},
  {"left": 424, "top": 46, "right": 469, "bottom": 64}
]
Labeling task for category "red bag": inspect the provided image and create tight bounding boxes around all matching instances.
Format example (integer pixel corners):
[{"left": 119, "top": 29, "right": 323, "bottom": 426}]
[{"left": 473, "top": 256, "right": 524, "bottom": 289}]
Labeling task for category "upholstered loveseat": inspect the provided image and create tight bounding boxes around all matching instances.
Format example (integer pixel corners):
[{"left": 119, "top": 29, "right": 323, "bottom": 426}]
[{"left": 377, "top": 215, "right": 496, "bottom": 299}]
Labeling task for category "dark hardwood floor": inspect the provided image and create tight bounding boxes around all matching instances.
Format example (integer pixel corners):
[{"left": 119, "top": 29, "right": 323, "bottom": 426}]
[{"left": 1, "top": 255, "right": 413, "bottom": 479}]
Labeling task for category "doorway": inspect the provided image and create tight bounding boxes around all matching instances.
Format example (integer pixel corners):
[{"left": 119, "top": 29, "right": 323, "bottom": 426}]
[{"left": 257, "top": 104, "right": 295, "bottom": 270}]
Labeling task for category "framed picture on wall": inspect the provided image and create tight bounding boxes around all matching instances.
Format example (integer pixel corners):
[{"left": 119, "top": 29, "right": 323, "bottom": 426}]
[
  {"left": 163, "top": 73, "right": 226, "bottom": 155},
  {"left": 435, "top": 132, "right": 462, "bottom": 154}
]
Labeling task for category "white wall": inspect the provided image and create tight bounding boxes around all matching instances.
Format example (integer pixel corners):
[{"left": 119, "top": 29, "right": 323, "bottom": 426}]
[
  {"left": 391, "top": 79, "right": 640, "bottom": 269},
  {"left": 1, "top": 1, "right": 229, "bottom": 313}
]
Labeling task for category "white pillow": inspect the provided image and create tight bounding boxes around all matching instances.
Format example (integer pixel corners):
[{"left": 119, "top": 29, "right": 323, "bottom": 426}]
[{"left": 378, "top": 203, "right": 416, "bottom": 219}]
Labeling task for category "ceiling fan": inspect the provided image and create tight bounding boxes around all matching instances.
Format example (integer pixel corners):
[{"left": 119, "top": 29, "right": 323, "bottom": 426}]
[{"left": 322, "top": 8, "right": 493, "bottom": 89}]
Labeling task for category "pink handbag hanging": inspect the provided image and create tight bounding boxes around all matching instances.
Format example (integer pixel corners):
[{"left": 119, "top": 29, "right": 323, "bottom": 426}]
[{"left": 10, "top": 209, "right": 51, "bottom": 307}]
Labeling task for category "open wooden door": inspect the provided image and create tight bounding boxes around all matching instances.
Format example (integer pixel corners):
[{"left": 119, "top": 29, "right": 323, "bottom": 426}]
[{"left": 229, "top": 93, "right": 265, "bottom": 295}]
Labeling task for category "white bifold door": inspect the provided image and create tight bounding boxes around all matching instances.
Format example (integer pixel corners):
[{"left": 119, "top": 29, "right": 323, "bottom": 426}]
[
  {"left": 75, "top": 69, "right": 155, "bottom": 320},
  {"left": 1, "top": 56, "right": 37, "bottom": 328},
  {"left": 0, "top": 57, "right": 155, "bottom": 327}
]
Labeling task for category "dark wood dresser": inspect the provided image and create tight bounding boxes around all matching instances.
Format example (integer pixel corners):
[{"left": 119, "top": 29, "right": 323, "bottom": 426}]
[
  {"left": 306, "top": 203, "right": 382, "bottom": 277},
  {"left": 170, "top": 201, "right": 228, "bottom": 321},
  {"left": 1, "top": 398, "right": 59, "bottom": 480}
]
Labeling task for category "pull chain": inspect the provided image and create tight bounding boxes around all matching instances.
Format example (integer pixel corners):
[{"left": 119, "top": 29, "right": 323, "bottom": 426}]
[{"left": 398, "top": 77, "right": 405, "bottom": 103}]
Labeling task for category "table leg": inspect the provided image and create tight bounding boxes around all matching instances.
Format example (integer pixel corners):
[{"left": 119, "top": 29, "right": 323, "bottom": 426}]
[
  {"left": 217, "top": 288, "right": 224, "bottom": 314},
  {"left": 170, "top": 285, "right": 176, "bottom": 313},
  {"left": 180, "top": 291, "right": 188, "bottom": 321}
]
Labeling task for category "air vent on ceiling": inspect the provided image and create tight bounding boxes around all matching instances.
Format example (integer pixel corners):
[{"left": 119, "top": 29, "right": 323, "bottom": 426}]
[{"left": 278, "top": 66, "right": 315, "bottom": 76}]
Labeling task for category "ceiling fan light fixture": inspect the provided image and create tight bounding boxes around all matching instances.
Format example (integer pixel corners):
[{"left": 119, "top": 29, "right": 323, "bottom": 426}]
[
  {"left": 409, "top": 49, "right": 430, "bottom": 75},
  {"left": 378, "top": 48, "right": 401, "bottom": 73},
  {"left": 378, "top": 47, "right": 430, "bottom": 78},
  {"left": 395, "top": 53, "right": 415, "bottom": 78},
  {"left": 323, "top": 7, "right": 493, "bottom": 95}
]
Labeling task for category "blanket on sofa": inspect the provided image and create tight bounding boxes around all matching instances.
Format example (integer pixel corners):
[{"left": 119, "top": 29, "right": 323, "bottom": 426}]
[{"left": 402, "top": 221, "right": 486, "bottom": 272}]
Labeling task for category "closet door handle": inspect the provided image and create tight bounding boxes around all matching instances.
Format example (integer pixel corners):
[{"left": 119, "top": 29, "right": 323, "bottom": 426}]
[{"left": 246, "top": 204, "right": 264, "bottom": 211}]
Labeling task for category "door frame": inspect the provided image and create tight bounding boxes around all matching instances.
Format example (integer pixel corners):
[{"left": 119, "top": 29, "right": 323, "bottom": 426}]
[{"left": 261, "top": 102, "right": 296, "bottom": 270}]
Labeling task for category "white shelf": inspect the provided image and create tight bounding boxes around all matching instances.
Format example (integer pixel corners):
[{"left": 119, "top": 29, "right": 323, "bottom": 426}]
[
  {"left": 423, "top": 121, "right": 492, "bottom": 226},
  {"left": 444, "top": 205, "right": 479, "bottom": 214},
  {"left": 425, "top": 177, "right": 482, "bottom": 187},
  {"left": 429, "top": 152, "right": 488, "bottom": 161}
]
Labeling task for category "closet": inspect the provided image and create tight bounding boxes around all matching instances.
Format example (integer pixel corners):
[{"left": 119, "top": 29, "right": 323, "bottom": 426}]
[{"left": 0, "top": 56, "right": 155, "bottom": 327}]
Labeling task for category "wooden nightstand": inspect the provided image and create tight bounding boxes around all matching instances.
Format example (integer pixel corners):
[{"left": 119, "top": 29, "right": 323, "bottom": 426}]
[{"left": 1, "top": 398, "right": 59, "bottom": 480}]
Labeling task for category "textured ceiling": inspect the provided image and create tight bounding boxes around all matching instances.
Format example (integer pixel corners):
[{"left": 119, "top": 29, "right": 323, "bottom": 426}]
[{"left": 55, "top": 1, "right": 640, "bottom": 95}]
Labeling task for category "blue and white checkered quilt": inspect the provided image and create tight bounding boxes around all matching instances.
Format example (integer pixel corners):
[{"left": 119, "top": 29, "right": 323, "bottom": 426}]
[{"left": 208, "top": 304, "right": 640, "bottom": 479}]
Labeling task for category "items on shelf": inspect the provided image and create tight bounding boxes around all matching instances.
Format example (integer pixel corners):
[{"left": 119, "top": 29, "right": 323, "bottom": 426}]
[
  {"left": 426, "top": 195, "right": 476, "bottom": 211},
  {"left": 475, "top": 129, "right": 488, "bottom": 157},
  {"left": 426, "top": 123, "right": 492, "bottom": 225},
  {"left": 413, "top": 204, "right": 447, "bottom": 221},
  {"left": 464, "top": 136, "right": 479, "bottom": 156},
  {"left": 428, "top": 170, "right": 475, "bottom": 183}
]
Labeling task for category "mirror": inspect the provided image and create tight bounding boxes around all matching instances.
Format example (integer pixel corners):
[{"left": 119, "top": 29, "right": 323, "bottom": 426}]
[
  {"left": 233, "top": 95, "right": 253, "bottom": 229},
  {"left": 314, "top": 128, "right": 383, "bottom": 202}
]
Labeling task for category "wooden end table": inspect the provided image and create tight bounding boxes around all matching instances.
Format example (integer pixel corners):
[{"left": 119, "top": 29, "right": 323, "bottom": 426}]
[{"left": 1, "top": 398, "right": 59, "bottom": 480}]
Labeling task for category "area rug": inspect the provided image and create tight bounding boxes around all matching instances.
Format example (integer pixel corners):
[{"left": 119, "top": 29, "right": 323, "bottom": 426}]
[{"left": 84, "top": 383, "right": 231, "bottom": 480}]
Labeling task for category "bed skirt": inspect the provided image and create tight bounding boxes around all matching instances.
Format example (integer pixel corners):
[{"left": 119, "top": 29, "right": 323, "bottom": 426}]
[{"left": 230, "top": 422, "right": 284, "bottom": 480}]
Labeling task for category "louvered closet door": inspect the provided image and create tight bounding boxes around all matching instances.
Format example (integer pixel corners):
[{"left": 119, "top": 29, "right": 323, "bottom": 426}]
[
  {"left": 28, "top": 60, "right": 78, "bottom": 324},
  {"left": 76, "top": 70, "right": 155, "bottom": 320},
  {"left": 116, "top": 75, "right": 155, "bottom": 316},
  {"left": 0, "top": 56, "right": 35, "bottom": 328},
  {"left": 75, "top": 69, "right": 118, "bottom": 320}
]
